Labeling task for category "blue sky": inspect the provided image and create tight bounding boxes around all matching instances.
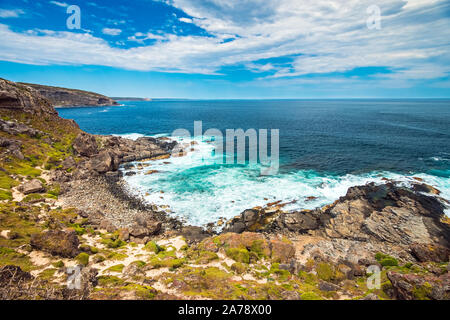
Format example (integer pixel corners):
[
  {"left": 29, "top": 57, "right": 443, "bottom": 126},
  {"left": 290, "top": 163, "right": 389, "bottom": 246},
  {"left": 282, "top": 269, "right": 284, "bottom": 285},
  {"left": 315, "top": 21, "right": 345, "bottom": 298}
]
[{"left": 0, "top": 0, "right": 449, "bottom": 98}]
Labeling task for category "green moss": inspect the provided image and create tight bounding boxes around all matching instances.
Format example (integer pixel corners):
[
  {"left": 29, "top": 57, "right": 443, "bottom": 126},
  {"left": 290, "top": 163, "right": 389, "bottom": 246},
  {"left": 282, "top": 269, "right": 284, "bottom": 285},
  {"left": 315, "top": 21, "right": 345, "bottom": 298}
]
[
  {"left": 0, "top": 203, "right": 43, "bottom": 247},
  {"left": 316, "top": 262, "right": 335, "bottom": 282},
  {"left": 301, "top": 292, "right": 323, "bottom": 300},
  {"left": 93, "top": 255, "right": 106, "bottom": 263},
  {"left": 268, "top": 263, "right": 290, "bottom": 281},
  {"left": 144, "top": 241, "right": 164, "bottom": 253},
  {"left": 106, "top": 264, "right": 125, "bottom": 273},
  {"left": 375, "top": 252, "right": 399, "bottom": 267},
  {"left": 0, "top": 246, "right": 34, "bottom": 271},
  {"left": 412, "top": 282, "right": 433, "bottom": 300},
  {"left": 75, "top": 252, "right": 89, "bottom": 266},
  {"left": 404, "top": 262, "right": 413, "bottom": 269},
  {"left": 101, "top": 237, "right": 126, "bottom": 249},
  {"left": 225, "top": 248, "right": 250, "bottom": 264},
  {"left": 53, "top": 260, "right": 64, "bottom": 268},
  {"left": 8, "top": 161, "right": 41, "bottom": 178},
  {"left": 132, "top": 260, "right": 146, "bottom": 268},
  {"left": 46, "top": 184, "right": 60, "bottom": 197},
  {"left": 148, "top": 251, "right": 185, "bottom": 269},
  {"left": 21, "top": 193, "right": 43, "bottom": 203},
  {"left": 97, "top": 275, "right": 125, "bottom": 287},
  {"left": 0, "top": 189, "right": 12, "bottom": 200},
  {"left": 0, "top": 171, "right": 19, "bottom": 190},
  {"left": 105, "top": 251, "right": 128, "bottom": 261},
  {"left": 122, "top": 283, "right": 157, "bottom": 300},
  {"left": 380, "top": 257, "right": 398, "bottom": 267},
  {"left": 90, "top": 246, "right": 99, "bottom": 254},
  {"left": 38, "top": 268, "right": 57, "bottom": 281},
  {"left": 186, "top": 248, "right": 219, "bottom": 264},
  {"left": 298, "top": 270, "right": 318, "bottom": 285},
  {"left": 249, "top": 240, "right": 269, "bottom": 259},
  {"left": 68, "top": 223, "right": 85, "bottom": 235},
  {"left": 231, "top": 262, "right": 247, "bottom": 274}
]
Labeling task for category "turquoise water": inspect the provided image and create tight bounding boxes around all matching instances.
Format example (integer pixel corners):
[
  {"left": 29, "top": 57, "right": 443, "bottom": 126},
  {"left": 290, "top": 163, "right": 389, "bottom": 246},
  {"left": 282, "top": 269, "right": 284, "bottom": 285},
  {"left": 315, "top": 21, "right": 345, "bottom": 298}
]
[{"left": 58, "top": 100, "right": 450, "bottom": 225}]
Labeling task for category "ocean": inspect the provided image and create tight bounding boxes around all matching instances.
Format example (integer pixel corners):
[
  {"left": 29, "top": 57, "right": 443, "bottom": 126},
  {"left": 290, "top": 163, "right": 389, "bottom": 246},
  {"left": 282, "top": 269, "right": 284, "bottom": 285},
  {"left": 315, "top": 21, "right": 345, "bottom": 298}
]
[{"left": 57, "top": 99, "right": 450, "bottom": 226}]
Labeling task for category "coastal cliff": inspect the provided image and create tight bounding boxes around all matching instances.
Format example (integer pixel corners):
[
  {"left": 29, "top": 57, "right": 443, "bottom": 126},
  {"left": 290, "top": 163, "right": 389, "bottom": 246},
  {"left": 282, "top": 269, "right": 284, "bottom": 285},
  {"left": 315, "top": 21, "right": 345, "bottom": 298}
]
[
  {"left": 17, "top": 82, "right": 119, "bottom": 107},
  {"left": 0, "top": 78, "right": 449, "bottom": 300}
]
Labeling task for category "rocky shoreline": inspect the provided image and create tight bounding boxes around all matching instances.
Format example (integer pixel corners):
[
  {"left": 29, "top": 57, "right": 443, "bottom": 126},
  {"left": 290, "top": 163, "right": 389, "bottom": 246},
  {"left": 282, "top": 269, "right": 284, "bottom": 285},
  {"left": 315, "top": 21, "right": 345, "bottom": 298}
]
[{"left": 1, "top": 78, "right": 449, "bottom": 300}]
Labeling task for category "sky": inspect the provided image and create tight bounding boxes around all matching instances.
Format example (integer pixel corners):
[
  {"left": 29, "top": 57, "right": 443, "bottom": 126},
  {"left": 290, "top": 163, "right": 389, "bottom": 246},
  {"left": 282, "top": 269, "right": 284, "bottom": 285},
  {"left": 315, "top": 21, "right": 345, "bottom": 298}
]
[{"left": 0, "top": 0, "right": 449, "bottom": 98}]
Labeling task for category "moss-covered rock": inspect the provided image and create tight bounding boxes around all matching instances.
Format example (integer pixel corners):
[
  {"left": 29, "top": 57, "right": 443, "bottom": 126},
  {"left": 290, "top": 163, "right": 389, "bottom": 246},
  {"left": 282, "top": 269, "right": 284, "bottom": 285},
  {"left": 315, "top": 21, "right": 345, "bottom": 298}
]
[{"left": 75, "top": 252, "right": 89, "bottom": 266}]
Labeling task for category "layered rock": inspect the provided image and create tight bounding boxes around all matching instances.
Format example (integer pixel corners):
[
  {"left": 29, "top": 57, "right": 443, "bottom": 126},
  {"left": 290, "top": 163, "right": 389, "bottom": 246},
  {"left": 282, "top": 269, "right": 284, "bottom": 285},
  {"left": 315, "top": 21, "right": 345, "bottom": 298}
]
[
  {"left": 225, "top": 182, "right": 450, "bottom": 265},
  {"left": 19, "top": 82, "right": 119, "bottom": 107},
  {"left": 0, "top": 78, "right": 57, "bottom": 115}
]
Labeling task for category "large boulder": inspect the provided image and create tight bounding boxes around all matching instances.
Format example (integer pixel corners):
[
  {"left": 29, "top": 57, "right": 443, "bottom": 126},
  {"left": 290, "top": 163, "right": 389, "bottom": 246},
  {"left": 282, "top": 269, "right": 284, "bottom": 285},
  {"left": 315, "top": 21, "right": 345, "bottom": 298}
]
[
  {"left": 18, "top": 179, "right": 44, "bottom": 195},
  {"left": 72, "top": 132, "right": 98, "bottom": 157},
  {"left": 89, "top": 151, "right": 119, "bottom": 173},
  {"left": 30, "top": 228, "right": 80, "bottom": 258}
]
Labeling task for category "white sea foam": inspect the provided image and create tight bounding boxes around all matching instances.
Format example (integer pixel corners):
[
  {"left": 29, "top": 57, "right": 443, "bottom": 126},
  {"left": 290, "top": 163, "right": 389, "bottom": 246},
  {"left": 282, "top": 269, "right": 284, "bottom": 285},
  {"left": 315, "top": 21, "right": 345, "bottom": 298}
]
[
  {"left": 120, "top": 137, "right": 450, "bottom": 226},
  {"left": 113, "top": 133, "right": 145, "bottom": 140}
]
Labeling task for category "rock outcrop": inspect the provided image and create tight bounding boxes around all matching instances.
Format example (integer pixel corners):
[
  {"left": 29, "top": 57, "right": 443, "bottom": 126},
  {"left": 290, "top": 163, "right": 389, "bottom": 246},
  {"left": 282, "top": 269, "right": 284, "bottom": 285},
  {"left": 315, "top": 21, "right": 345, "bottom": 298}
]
[
  {"left": 19, "top": 82, "right": 119, "bottom": 107},
  {"left": 0, "top": 78, "right": 57, "bottom": 115},
  {"left": 224, "top": 182, "right": 449, "bottom": 266}
]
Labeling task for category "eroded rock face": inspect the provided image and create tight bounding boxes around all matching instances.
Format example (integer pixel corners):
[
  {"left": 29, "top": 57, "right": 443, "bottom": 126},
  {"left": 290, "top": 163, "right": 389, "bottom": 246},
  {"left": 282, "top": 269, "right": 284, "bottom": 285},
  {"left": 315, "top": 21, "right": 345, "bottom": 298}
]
[
  {"left": 0, "top": 78, "right": 57, "bottom": 115},
  {"left": 30, "top": 229, "right": 80, "bottom": 258},
  {"left": 228, "top": 183, "right": 449, "bottom": 248},
  {"left": 321, "top": 183, "right": 449, "bottom": 247},
  {"left": 19, "top": 82, "right": 119, "bottom": 107}
]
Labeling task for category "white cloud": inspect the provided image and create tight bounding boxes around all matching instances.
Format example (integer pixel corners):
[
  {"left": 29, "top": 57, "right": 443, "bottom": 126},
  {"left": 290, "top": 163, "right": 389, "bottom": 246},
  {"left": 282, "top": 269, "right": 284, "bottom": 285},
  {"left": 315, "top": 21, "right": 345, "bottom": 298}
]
[
  {"left": 0, "top": 9, "right": 24, "bottom": 18},
  {"left": 102, "top": 28, "right": 122, "bottom": 36},
  {"left": 0, "top": 0, "right": 449, "bottom": 86},
  {"left": 179, "top": 17, "right": 193, "bottom": 24},
  {"left": 49, "top": 1, "right": 69, "bottom": 7}
]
